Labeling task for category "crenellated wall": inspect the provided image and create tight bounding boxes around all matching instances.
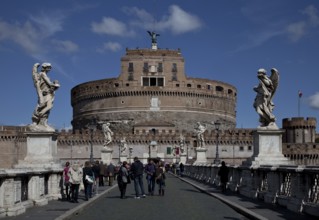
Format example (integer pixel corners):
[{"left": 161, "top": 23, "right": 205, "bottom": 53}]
[{"left": 282, "top": 117, "right": 317, "bottom": 143}]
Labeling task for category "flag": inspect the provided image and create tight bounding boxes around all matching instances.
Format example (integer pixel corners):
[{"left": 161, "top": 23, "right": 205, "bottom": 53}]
[
  {"left": 298, "top": 90, "right": 302, "bottom": 98},
  {"left": 175, "top": 147, "right": 180, "bottom": 155}
]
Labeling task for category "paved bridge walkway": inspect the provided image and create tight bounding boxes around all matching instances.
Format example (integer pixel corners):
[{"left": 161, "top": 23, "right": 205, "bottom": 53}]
[{"left": 4, "top": 173, "right": 317, "bottom": 220}]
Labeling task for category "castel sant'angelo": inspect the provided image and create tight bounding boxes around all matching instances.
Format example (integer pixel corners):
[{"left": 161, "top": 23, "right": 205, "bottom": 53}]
[
  {"left": 71, "top": 34, "right": 237, "bottom": 133},
  {"left": 0, "top": 33, "right": 318, "bottom": 168}
]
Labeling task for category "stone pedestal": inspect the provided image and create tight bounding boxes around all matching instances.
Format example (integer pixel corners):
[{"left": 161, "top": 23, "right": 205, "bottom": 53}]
[
  {"left": 151, "top": 43, "right": 157, "bottom": 50},
  {"left": 120, "top": 154, "right": 128, "bottom": 163},
  {"left": 180, "top": 153, "right": 187, "bottom": 164},
  {"left": 194, "top": 148, "right": 207, "bottom": 164},
  {"left": 15, "top": 132, "right": 61, "bottom": 169},
  {"left": 101, "top": 148, "right": 113, "bottom": 164},
  {"left": 245, "top": 129, "right": 290, "bottom": 166}
]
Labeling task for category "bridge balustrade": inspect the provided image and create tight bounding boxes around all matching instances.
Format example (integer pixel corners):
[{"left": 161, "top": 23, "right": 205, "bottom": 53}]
[
  {"left": 183, "top": 164, "right": 319, "bottom": 218},
  {"left": 0, "top": 169, "right": 62, "bottom": 217}
]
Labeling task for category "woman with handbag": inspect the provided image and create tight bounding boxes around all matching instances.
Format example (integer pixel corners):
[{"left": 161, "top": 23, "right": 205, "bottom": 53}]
[
  {"left": 82, "top": 161, "right": 94, "bottom": 201},
  {"left": 117, "top": 161, "right": 130, "bottom": 199}
]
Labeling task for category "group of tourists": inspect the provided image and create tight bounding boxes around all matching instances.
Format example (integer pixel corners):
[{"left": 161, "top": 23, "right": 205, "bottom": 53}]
[
  {"left": 117, "top": 157, "right": 166, "bottom": 199},
  {"left": 62, "top": 160, "right": 117, "bottom": 203}
]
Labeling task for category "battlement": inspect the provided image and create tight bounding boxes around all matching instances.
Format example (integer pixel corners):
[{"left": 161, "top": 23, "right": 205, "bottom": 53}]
[{"left": 282, "top": 117, "right": 317, "bottom": 128}]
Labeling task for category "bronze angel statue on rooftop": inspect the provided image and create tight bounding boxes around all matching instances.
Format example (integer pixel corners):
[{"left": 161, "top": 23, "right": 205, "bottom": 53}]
[{"left": 253, "top": 68, "right": 279, "bottom": 129}]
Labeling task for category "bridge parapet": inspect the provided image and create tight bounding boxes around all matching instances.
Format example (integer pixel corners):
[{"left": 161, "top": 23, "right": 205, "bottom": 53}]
[
  {"left": 183, "top": 164, "right": 319, "bottom": 218},
  {"left": 0, "top": 168, "right": 62, "bottom": 217}
]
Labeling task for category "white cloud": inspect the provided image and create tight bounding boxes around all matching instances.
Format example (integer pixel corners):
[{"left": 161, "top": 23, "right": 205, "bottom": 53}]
[
  {"left": 94, "top": 5, "right": 203, "bottom": 37},
  {"left": 52, "top": 40, "right": 79, "bottom": 53},
  {"left": 302, "top": 5, "right": 319, "bottom": 27},
  {"left": 0, "top": 20, "right": 41, "bottom": 53},
  {"left": 308, "top": 92, "right": 319, "bottom": 110},
  {"left": 29, "top": 12, "right": 64, "bottom": 38},
  {"left": 163, "top": 5, "right": 203, "bottom": 34},
  {"left": 97, "top": 41, "right": 122, "bottom": 52},
  {"left": 91, "top": 17, "right": 135, "bottom": 36},
  {"left": 0, "top": 12, "right": 67, "bottom": 55},
  {"left": 285, "top": 5, "right": 319, "bottom": 42},
  {"left": 285, "top": 21, "right": 307, "bottom": 42}
]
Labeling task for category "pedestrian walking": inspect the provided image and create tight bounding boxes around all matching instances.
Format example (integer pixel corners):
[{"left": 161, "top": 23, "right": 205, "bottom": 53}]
[
  {"left": 155, "top": 161, "right": 166, "bottom": 196},
  {"left": 145, "top": 159, "right": 156, "bottom": 195},
  {"left": 130, "top": 157, "right": 146, "bottom": 198},
  {"left": 180, "top": 162, "right": 184, "bottom": 177},
  {"left": 68, "top": 161, "right": 82, "bottom": 203},
  {"left": 117, "top": 161, "right": 130, "bottom": 199},
  {"left": 106, "top": 162, "right": 115, "bottom": 186},
  {"left": 218, "top": 161, "right": 229, "bottom": 193},
  {"left": 62, "top": 161, "right": 71, "bottom": 201},
  {"left": 99, "top": 161, "right": 105, "bottom": 186},
  {"left": 92, "top": 160, "right": 100, "bottom": 194},
  {"left": 82, "top": 161, "right": 94, "bottom": 201}
]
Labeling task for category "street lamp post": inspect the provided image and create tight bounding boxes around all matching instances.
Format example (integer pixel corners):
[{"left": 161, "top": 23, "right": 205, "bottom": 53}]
[
  {"left": 87, "top": 119, "right": 96, "bottom": 163},
  {"left": 129, "top": 146, "right": 133, "bottom": 163},
  {"left": 214, "top": 120, "right": 221, "bottom": 165}
]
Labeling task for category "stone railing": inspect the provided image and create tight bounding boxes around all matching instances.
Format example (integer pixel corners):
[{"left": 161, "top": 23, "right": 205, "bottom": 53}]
[
  {"left": 0, "top": 168, "right": 62, "bottom": 217},
  {"left": 183, "top": 164, "right": 319, "bottom": 218}
]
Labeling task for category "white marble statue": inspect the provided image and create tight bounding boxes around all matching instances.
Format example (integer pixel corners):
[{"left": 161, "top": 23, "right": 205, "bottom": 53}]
[
  {"left": 30, "top": 63, "right": 60, "bottom": 132},
  {"left": 120, "top": 137, "right": 127, "bottom": 154},
  {"left": 102, "top": 123, "right": 113, "bottom": 148},
  {"left": 179, "top": 134, "right": 186, "bottom": 154},
  {"left": 194, "top": 122, "right": 206, "bottom": 148},
  {"left": 253, "top": 68, "right": 279, "bottom": 129}
]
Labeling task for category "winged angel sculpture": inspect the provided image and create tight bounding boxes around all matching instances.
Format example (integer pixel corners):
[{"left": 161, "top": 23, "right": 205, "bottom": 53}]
[{"left": 253, "top": 68, "right": 279, "bottom": 129}]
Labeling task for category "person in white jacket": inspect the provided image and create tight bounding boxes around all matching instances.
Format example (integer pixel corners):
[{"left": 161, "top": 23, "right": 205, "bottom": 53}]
[{"left": 68, "top": 161, "right": 83, "bottom": 203}]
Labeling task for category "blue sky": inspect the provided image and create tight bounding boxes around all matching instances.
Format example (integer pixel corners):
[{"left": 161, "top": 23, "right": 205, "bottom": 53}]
[{"left": 1, "top": 0, "right": 319, "bottom": 131}]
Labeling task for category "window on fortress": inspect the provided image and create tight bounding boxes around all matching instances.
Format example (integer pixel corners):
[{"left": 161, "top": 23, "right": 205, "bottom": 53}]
[
  {"left": 187, "top": 84, "right": 192, "bottom": 88},
  {"left": 239, "top": 146, "right": 244, "bottom": 151},
  {"left": 172, "top": 73, "right": 177, "bottom": 81},
  {"left": 197, "top": 85, "right": 201, "bottom": 89},
  {"left": 158, "top": 78, "right": 164, "bottom": 86},
  {"left": 143, "top": 62, "right": 148, "bottom": 73},
  {"left": 207, "top": 85, "right": 211, "bottom": 90},
  {"left": 248, "top": 146, "right": 252, "bottom": 151},
  {"left": 150, "top": 77, "right": 156, "bottom": 86},
  {"left": 228, "top": 89, "right": 233, "bottom": 95},
  {"left": 143, "top": 77, "right": 149, "bottom": 86},
  {"left": 142, "top": 77, "right": 164, "bottom": 87},
  {"left": 158, "top": 63, "right": 163, "bottom": 72},
  {"left": 128, "top": 62, "right": 134, "bottom": 72},
  {"left": 216, "top": 86, "right": 224, "bottom": 92},
  {"left": 172, "top": 63, "right": 177, "bottom": 72},
  {"left": 128, "top": 72, "right": 134, "bottom": 81}
]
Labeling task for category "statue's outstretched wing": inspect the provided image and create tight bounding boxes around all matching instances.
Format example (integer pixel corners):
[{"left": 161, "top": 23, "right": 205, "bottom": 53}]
[
  {"left": 270, "top": 68, "right": 279, "bottom": 99},
  {"left": 147, "top": 31, "right": 152, "bottom": 36}
]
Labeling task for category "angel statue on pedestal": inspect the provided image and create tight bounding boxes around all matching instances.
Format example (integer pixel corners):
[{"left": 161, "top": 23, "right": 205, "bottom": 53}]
[
  {"left": 253, "top": 68, "right": 279, "bottom": 129},
  {"left": 30, "top": 63, "right": 60, "bottom": 132}
]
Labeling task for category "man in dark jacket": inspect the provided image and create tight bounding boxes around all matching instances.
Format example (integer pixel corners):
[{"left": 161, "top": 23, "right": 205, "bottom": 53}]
[
  {"left": 218, "top": 161, "right": 229, "bottom": 193},
  {"left": 145, "top": 159, "right": 156, "bottom": 195},
  {"left": 106, "top": 162, "right": 115, "bottom": 186},
  {"left": 130, "top": 157, "right": 146, "bottom": 198}
]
